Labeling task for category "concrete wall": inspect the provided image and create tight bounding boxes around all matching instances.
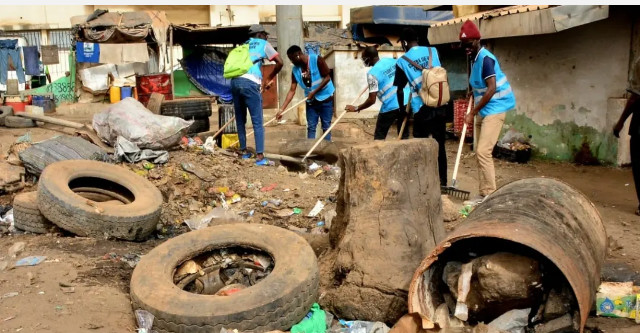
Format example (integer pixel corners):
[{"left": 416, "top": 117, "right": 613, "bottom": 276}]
[
  {"left": 493, "top": 7, "right": 632, "bottom": 164},
  {"left": 326, "top": 46, "right": 405, "bottom": 119},
  {"left": 0, "top": 5, "right": 92, "bottom": 30},
  {"left": 96, "top": 5, "right": 210, "bottom": 25},
  {"left": 259, "top": 5, "right": 356, "bottom": 28}
]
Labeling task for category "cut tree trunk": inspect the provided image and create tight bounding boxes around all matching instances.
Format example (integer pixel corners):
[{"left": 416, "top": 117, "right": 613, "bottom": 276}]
[{"left": 320, "top": 138, "right": 445, "bottom": 324}]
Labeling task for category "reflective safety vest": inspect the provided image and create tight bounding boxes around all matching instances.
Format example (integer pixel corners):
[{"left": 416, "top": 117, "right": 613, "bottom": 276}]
[
  {"left": 470, "top": 47, "right": 516, "bottom": 117},
  {"left": 292, "top": 54, "right": 335, "bottom": 102},
  {"left": 368, "top": 58, "right": 410, "bottom": 113},
  {"left": 396, "top": 46, "right": 441, "bottom": 113}
]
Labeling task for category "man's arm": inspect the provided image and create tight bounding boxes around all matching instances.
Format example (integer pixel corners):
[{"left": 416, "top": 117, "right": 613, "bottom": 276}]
[
  {"left": 307, "top": 55, "right": 331, "bottom": 100},
  {"left": 614, "top": 93, "right": 640, "bottom": 137},
  {"left": 347, "top": 73, "right": 377, "bottom": 112},
  {"left": 394, "top": 64, "right": 409, "bottom": 114}
]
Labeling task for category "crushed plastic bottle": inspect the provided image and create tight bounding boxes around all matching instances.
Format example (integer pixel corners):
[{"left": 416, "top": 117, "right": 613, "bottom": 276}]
[
  {"left": 335, "top": 320, "right": 391, "bottom": 333},
  {"left": 135, "top": 309, "right": 155, "bottom": 333}
]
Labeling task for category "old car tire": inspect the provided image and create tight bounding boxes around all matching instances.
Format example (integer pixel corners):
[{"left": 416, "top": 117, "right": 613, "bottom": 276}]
[
  {"left": 0, "top": 106, "right": 13, "bottom": 126},
  {"left": 37, "top": 160, "right": 163, "bottom": 241},
  {"left": 4, "top": 115, "right": 35, "bottom": 128},
  {"left": 185, "top": 117, "right": 210, "bottom": 134},
  {"left": 13, "top": 192, "right": 59, "bottom": 234},
  {"left": 161, "top": 98, "right": 212, "bottom": 118},
  {"left": 130, "top": 223, "right": 319, "bottom": 333},
  {"left": 279, "top": 139, "right": 340, "bottom": 164}
]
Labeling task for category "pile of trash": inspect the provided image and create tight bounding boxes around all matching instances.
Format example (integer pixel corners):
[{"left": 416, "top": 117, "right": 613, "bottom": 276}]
[
  {"left": 497, "top": 128, "right": 532, "bottom": 151},
  {"left": 173, "top": 247, "right": 273, "bottom": 296},
  {"left": 429, "top": 251, "right": 579, "bottom": 333}
]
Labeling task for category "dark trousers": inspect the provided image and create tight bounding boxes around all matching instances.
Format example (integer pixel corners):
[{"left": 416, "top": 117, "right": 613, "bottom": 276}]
[
  {"left": 413, "top": 106, "right": 448, "bottom": 186},
  {"left": 374, "top": 109, "right": 409, "bottom": 140},
  {"left": 631, "top": 135, "right": 640, "bottom": 209}
]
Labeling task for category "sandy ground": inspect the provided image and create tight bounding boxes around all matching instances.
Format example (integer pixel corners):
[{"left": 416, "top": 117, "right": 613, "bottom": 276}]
[{"left": 0, "top": 109, "right": 639, "bottom": 332}]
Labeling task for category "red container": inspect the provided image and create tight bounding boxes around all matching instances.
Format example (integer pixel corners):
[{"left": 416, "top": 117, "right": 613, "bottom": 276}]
[
  {"left": 453, "top": 98, "right": 473, "bottom": 138},
  {"left": 136, "top": 74, "right": 173, "bottom": 107},
  {"left": 136, "top": 74, "right": 172, "bottom": 95},
  {"left": 4, "top": 101, "right": 28, "bottom": 113}
]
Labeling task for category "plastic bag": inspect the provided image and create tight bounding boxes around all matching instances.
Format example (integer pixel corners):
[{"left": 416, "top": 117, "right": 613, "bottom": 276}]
[
  {"left": 291, "top": 303, "right": 327, "bottom": 333},
  {"left": 135, "top": 309, "right": 156, "bottom": 333},
  {"left": 488, "top": 308, "right": 531, "bottom": 333},
  {"left": 184, "top": 207, "right": 241, "bottom": 231},
  {"left": 92, "top": 98, "right": 193, "bottom": 150},
  {"left": 203, "top": 136, "right": 216, "bottom": 154}
]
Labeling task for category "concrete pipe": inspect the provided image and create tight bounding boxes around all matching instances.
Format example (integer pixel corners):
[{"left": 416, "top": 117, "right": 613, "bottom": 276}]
[{"left": 408, "top": 177, "right": 607, "bottom": 332}]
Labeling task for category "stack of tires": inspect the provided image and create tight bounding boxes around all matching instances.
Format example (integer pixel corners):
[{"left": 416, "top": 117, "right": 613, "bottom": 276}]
[
  {"left": 160, "top": 98, "right": 212, "bottom": 134},
  {"left": 12, "top": 160, "right": 163, "bottom": 241}
]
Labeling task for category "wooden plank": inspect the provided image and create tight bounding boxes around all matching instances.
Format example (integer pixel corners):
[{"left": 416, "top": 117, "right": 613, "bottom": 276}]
[
  {"left": 146, "top": 92, "right": 164, "bottom": 114},
  {"left": 16, "top": 113, "right": 84, "bottom": 129}
]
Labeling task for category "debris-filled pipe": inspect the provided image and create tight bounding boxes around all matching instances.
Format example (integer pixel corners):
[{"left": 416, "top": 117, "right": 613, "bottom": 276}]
[{"left": 408, "top": 178, "right": 607, "bottom": 333}]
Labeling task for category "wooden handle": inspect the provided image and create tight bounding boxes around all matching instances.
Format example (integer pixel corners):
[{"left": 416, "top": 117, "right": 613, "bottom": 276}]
[
  {"left": 451, "top": 97, "right": 473, "bottom": 185},
  {"left": 397, "top": 98, "right": 412, "bottom": 140},
  {"left": 229, "top": 98, "right": 308, "bottom": 147},
  {"left": 301, "top": 87, "right": 368, "bottom": 162},
  {"left": 211, "top": 116, "right": 236, "bottom": 139}
]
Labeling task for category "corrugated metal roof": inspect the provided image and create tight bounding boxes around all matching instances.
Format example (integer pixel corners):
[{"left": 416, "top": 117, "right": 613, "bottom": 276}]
[{"left": 430, "top": 5, "right": 554, "bottom": 27}]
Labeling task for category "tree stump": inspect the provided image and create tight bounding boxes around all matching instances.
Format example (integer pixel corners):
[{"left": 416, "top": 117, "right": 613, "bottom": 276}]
[{"left": 320, "top": 138, "right": 445, "bottom": 324}]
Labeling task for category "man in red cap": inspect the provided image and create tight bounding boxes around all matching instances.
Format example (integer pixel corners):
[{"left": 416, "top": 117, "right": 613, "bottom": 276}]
[{"left": 460, "top": 20, "right": 516, "bottom": 205}]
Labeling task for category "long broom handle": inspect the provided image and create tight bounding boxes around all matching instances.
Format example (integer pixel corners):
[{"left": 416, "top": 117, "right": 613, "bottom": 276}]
[
  {"left": 397, "top": 97, "right": 411, "bottom": 140},
  {"left": 211, "top": 116, "right": 236, "bottom": 139},
  {"left": 451, "top": 96, "right": 474, "bottom": 186},
  {"left": 301, "top": 86, "right": 368, "bottom": 162},
  {"left": 229, "top": 98, "right": 308, "bottom": 147}
]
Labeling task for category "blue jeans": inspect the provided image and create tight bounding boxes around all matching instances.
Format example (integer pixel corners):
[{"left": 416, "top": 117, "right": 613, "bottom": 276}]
[
  {"left": 306, "top": 98, "right": 334, "bottom": 141},
  {"left": 0, "top": 48, "right": 26, "bottom": 84},
  {"left": 231, "top": 77, "right": 264, "bottom": 154}
]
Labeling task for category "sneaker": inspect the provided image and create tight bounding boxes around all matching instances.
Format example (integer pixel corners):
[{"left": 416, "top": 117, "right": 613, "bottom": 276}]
[
  {"left": 241, "top": 152, "right": 253, "bottom": 159},
  {"left": 464, "top": 195, "right": 486, "bottom": 207},
  {"left": 255, "top": 158, "right": 270, "bottom": 166}
]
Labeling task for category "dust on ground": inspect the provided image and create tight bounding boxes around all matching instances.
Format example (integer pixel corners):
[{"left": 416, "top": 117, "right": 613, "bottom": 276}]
[{"left": 1, "top": 115, "right": 639, "bottom": 332}]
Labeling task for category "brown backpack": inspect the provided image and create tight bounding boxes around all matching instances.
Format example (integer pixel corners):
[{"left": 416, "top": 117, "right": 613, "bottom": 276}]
[{"left": 402, "top": 47, "right": 450, "bottom": 108}]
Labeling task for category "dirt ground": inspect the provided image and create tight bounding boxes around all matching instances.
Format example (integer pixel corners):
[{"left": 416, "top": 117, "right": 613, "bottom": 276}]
[{"left": 1, "top": 110, "right": 639, "bottom": 332}]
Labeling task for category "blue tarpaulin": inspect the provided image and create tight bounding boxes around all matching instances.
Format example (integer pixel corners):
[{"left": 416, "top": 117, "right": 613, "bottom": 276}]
[{"left": 179, "top": 46, "right": 233, "bottom": 102}]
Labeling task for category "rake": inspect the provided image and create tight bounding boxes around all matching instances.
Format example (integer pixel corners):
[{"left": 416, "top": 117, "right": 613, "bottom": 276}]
[{"left": 441, "top": 96, "right": 472, "bottom": 200}]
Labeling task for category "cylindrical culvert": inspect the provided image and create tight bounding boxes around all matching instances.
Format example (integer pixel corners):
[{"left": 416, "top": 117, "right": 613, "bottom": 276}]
[{"left": 408, "top": 178, "right": 607, "bottom": 332}]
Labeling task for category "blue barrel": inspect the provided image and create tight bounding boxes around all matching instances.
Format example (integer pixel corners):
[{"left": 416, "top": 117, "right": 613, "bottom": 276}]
[
  {"left": 120, "top": 87, "right": 133, "bottom": 99},
  {"left": 32, "top": 95, "right": 56, "bottom": 113}
]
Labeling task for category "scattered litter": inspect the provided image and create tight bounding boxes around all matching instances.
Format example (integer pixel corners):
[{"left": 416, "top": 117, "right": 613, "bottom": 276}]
[
  {"left": 184, "top": 207, "right": 241, "bottom": 230},
  {"left": 2, "top": 292, "right": 18, "bottom": 299},
  {"left": 181, "top": 162, "right": 214, "bottom": 181},
  {"left": 38, "top": 291, "right": 45, "bottom": 295},
  {"left": 293, "top": 208, "right": 302, "bottom": 215},
  {"left": 307, "top": 200, "right": 325, "bottom": 217},
  {"left": 115, "top": 136, "right": 169, "bottom": 164},
  {"left": 248, "top": 210, "right": 255, "bottom": 217},
  {"left": 2, "top": 316, "right": 15, "bottom": 322},
  {"left": 459, "top": 205, "right": 473, "bottom": 217},
  {"left": 135, "top": 309, "right": 155, "bottom": 333},
  {"left": 275, "top": 209, "right": 294, "bottom": 217},
  {"left": 203, "top": 137, "right": 216, "bottom": 154},
  {"left": 317, "top": 221, "right": 325, "bottom": 227},
  {"left": 215, "top": 284, "right": 247, "bottom": 296},
  {"left": 596, "top": 281, "right": 640, "bottom": 321},
  {"left": 334, "top": 320, "right": 391, "bottom": 333},
  {"left": 15, "top": 256, "right": 47, "bottom": 267},
  {"left": 60, "top": 286, "right": 75, "bottom": 294},
  {"left": 291, "top": 303, "right": 326, "bottom": 333},
  {"left": 309, "top": 163, "right": 320, "bottom": 171},
  {"left": 16, "top": 133, "right": 31, "bottom": 144},
  {"left": 260, "top": 183, "right": 277, "bottom": 192},
  {"left": 102, "top": 253, "right": 141, "bottom": 268},
  {"left": 313, "top": 170, "right": 323, "bottom": 178},
  {"left": 143, "top": 162, "right": 155, "bottom": 170}
]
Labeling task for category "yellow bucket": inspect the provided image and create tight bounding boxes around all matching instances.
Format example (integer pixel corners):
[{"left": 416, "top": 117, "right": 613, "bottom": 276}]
[
  {"left": 109, "top": 86, "right": 121, "bottom": 104},
  {"left": 221, "top": 134, "right": 240, "bottom": 149}
]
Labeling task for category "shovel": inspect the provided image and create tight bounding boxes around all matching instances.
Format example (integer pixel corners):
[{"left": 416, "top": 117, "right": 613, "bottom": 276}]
[{"left": 442, "top": 96, "right": 472, "bottom": 200}]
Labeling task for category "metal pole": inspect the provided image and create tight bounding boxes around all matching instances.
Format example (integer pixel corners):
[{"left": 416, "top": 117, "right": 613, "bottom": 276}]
[
  {"left": 276, "top": 5, "right": 304, "bottom": 120},
  {"left": 169, "top": 25, "right": 175, "bottom": 99}
]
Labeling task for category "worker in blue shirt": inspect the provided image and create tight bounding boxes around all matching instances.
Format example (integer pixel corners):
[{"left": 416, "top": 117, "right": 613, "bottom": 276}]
[
  {"left": 345, "top": 46, "right": 410, "bottom": 140},
  {"left": 460, "top": 20, "right": 516, "bottom": 204},
  {"left": 394, "top": 27, "right": 448, "bottom": 186},
  {"left": 231, "top": 24, "right": 283, "bottom": 166}
]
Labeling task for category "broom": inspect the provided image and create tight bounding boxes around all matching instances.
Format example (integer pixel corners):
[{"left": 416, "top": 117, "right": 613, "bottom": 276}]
[{"left": 442, "top": 96, "right": 472, "bottom": 200}]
